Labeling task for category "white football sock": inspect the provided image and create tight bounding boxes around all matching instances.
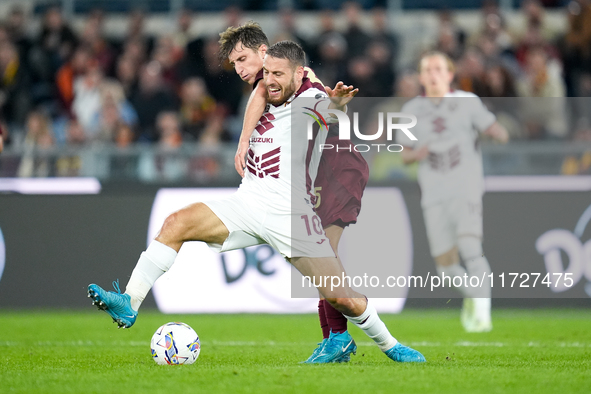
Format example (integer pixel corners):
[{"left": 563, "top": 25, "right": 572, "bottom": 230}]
[
  {"left": 345, "top": 300, "right": 398, "bottom": 351},
  {"left": 465, "top": 257, "right": 492, "bottom": 298},
  {"left": 458, "top": 237, "right": 492, "bottom": 299},
  {"left": 125, "top": 240, "right": 177, "bottom": 311},
  {"left": 436, "top": 263, "right": 472, "bottom": 298}
]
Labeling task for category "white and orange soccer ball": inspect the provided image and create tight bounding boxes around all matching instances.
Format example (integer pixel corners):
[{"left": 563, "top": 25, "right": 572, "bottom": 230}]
[{"left": 150, "top": 322, "right": 201, "bottom": 365}]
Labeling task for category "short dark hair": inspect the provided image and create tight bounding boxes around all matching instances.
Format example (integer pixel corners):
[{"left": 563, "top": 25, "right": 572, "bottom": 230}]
[
  {"left": 218, "top": 21, "right": 269, "bottom": 61},
  {"left": 266, "top": 40, "right": 306, "bottom": 68}
]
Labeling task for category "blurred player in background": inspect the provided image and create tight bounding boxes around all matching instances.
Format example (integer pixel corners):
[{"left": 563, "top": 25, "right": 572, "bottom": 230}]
[
  {"left": 88, "top": 41, "right": 425, "bottom": 364},
  {"left": 397, "top": 51, "right": 508, "bottom": 332},
  {"left": 218, "top": 22, "right": 370, "bottom": 364}
]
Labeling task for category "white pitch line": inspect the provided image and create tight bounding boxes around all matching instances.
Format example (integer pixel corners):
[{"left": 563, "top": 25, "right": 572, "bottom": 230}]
[
  {"left": 1, "top": 340, "right": 590, "bottom": 348},
  {"left": 453, "top": 341, "right": 505, "bottom": 347}
]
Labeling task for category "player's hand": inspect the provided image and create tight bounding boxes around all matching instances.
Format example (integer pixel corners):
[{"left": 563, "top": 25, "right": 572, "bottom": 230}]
[
  {"left": 325, "top": 81, "right": 359, "bottom": 107},
  {"left": 234, "top": 139, "right": 249, "bottom": 178},
  {"left": 414, "top": 145, "right": 429, "bottom": 161},
  {"left": 484, "top": 122, "right": 509, "bottom": 144}
]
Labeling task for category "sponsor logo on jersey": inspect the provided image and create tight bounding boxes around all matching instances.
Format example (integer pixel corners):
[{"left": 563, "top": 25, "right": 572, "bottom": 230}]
[{"left": 250, "top": 137, "right": 274, "bottom": 143}]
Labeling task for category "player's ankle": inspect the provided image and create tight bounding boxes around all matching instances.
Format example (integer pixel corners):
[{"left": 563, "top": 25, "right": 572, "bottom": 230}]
[{"left": 128, "top": 295, "right": 141, "bottom": 312}]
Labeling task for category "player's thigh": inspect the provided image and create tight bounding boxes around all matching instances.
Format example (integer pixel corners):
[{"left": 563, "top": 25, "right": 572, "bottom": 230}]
[
  {"left": 324, "top": 224, "right": 344, "bottom": 255},
  {"left": 315, "top": 224, "right": 344, "bottom": 300},
  {"left": 158, "top": 202, "right": 229, "bottom": 245},
  {"left": 423, "top": 203, "right": 456, "bottom": 257}
]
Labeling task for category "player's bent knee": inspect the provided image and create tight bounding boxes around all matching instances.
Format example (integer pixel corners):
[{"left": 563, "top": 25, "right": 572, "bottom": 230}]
[
  {"left": 434, "top": 247, "right": 459, "bottom": 267},
  {"left": 158, "top": 204, "right": 206, "bottom": 241},
  {"left": 457, "top": 236, "right": 483, "bottom": 261},
  {"left": 158, "top": 211, "right": 186, "bottom": 242}
]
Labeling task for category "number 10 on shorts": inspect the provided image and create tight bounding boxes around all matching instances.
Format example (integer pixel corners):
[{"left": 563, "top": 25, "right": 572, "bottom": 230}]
[{"left": 301, "top": 214, "right": 323, "bottom": 236}]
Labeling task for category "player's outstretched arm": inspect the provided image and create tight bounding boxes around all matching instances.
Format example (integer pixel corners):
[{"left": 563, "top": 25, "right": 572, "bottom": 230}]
[
  {"left": 235, "top": 81, "right": 267, "bottom": 177},
  {"left": 401, "top": 145, "right": 429, "bottom": 165},
  {"left": 483, "top": 121, "right": 509, "bottom": 144},
  {"left": 325, "top": 81, "right": 359, "bottom": 112}
]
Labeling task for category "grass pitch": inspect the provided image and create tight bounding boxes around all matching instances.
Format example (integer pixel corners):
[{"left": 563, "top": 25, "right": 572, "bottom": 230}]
[{"left": 1, "top": 308, "right": 590, "bottom": 394}]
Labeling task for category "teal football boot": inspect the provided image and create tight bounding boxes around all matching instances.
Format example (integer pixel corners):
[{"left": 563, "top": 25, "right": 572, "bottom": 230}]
[
  {"left": 302, "top": 338, "right": 328, "bottom": 363},
  {"left": 384, "top": 342, "right": 426, "bottom": 363},
  {"left": 305, "top": 331, "right": 356, "bottom": 363},
  {"left": 88, "top": 280, "right": 137, "bottom": 328}
]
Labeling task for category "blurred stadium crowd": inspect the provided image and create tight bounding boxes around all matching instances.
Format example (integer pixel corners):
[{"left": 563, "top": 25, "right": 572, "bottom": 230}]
[{"left": 0, "top": 0, "right": 590, "bottom": 179}]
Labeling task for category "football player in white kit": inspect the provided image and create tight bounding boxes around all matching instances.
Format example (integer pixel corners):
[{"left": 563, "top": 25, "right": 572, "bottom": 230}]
[
  {"left": 88, "top": 41, "right": 425, "bottom": 363},
  {"left": 219, "top": 22, "right": 369, "bottom": 364},
  {"left": 397, "top": 51, "right": 509, "bottom": 332}
]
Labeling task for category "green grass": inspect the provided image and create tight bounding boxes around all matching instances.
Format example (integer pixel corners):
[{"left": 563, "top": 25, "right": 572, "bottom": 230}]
[{"left": 1, "top": 308, "right": 590, "bottom": 393}]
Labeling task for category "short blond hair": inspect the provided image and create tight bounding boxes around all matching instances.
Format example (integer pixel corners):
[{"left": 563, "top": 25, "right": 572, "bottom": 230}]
[{"left": 418, "top": 51, "right": 456, "bottom": 73}]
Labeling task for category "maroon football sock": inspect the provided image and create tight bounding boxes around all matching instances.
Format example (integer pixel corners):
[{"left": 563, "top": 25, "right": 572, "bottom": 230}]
[
  {"left": 324, "top": 299, "right": 348, "bottom": 334},
  {"left": 318, "top": 299, "right": 330, "bottom": 339}
]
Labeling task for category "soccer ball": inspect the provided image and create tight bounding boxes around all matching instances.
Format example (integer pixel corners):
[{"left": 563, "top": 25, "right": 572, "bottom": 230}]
[{"left": 150, "top": 322, "right": 201, "bottom": 365}]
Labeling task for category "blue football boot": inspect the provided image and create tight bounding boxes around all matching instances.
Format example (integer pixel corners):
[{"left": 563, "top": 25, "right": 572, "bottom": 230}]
[
  {"left": 384, "top": 342, "right": 426, "bottom": 363},
  {"left": 305, "top": 330, "right": 357, "bottom": 363},
  {"left": 302, "top": 338, "right": 327, "bottom": 363},
  {"left": 87, "top": 280, "right": 137, "bottom": 328}
]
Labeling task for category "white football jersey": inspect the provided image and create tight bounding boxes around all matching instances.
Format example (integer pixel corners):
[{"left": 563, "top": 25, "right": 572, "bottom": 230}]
[
  {"left": 397, "top": 90, "right": 496, "bottom": 207},
  {"left": 241, "top": 82, "right": 330, "bottom": 212}
]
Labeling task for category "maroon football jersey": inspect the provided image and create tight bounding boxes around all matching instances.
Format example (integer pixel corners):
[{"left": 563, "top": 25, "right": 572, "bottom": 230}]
[{"left": 313, "top": 128, "right": 369, "bottom": 227}]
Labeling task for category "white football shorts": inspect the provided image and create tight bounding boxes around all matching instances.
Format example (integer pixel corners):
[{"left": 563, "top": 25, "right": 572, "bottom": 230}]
[
  {"left": 422, "top": 196, "right": 483, "bottom": 257},
  {"left": 203, "top": 188, "right": 335, "bottom": 259}
]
